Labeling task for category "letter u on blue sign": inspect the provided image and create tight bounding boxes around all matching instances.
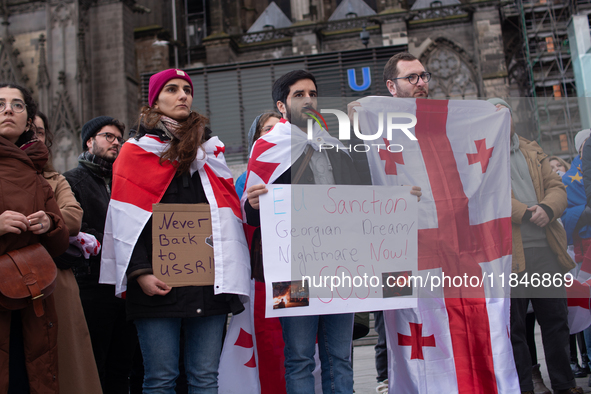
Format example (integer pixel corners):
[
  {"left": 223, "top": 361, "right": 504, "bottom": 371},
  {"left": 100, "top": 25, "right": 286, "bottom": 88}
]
[{"left": 348, "top": 67, "right": 371, "bottom": 91}]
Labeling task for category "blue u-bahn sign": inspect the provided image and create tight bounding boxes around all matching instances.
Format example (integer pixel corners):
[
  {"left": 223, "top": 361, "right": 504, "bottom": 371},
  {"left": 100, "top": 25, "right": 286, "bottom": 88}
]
[{"left": 347, "top": 67, "right": 371, "bottom": 91}]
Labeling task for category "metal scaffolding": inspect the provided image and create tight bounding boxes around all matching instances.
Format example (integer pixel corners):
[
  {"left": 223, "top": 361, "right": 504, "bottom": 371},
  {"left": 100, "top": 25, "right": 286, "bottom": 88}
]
[{"left": 502, "top": 0, "right": 591, "bottom": 158}]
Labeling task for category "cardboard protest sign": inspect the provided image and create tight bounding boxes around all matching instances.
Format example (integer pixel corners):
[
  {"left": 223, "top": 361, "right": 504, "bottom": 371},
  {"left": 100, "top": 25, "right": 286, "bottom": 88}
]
[
  {"left": 259, "top": 185, "right": 418, "bottom": 317},
  {"left": 152, "top": 203, "right": 215, "bottom": 287}
]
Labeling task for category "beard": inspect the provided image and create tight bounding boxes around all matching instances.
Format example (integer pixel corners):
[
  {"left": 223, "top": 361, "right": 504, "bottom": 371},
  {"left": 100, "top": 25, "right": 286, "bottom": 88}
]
[
  {"left": 90, "top": 142, "right": 118, "bottom": 162},
  {"left": 285, "top": 102, "right": 311, "bottom": 128},
  {"left": 394, "top": 80, "right": 428, "bottom": 98}
]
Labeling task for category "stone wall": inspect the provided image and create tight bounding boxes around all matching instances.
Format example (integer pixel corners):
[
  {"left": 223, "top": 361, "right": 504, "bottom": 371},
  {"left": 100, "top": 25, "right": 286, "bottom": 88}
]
[
  {"left": 123, "top": 3, "right": 140, "bottom": 130},
  {"left": 89, "top": 1, "right": 138, "bottom": 131},
  {"left": 233, "top": 43, "right": 293, "bottom": 63},
  {"left": 12, "top": 30, "right": 44, "bottom": 95},
  {"left": 473, "top": 6, "right": 509, "bottom": 98},
  {"left": 408, "top": 21, "right": 475, "bottom": 61},
  {"left": 135, "top": 32, "right": 169, "bottom": 76}
]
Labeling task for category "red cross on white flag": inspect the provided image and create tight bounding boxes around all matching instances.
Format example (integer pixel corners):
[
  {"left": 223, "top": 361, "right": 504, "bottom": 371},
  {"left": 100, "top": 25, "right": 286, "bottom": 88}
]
[
  {"left": 357, "top": 97, "right": 519, "bottom": 394},
  {"left": 398, "top": 322, "right": 436, "bottom": 360},
  {"left": 219, "top": 281, "right": 261, "bottom": 394}
]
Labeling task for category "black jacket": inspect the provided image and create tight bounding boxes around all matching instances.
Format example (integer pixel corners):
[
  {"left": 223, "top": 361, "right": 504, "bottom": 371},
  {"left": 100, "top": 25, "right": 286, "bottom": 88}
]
[
  {"left": 63, "top": 160, "right": 113, "bottom": 298},
  {"left": 125, "top": 126, "right": 244, "bottom": 320}
]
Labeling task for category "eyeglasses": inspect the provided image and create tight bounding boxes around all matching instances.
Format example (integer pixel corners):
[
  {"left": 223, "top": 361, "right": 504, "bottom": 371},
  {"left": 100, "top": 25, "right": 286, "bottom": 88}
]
[
  {"left": 0, "top": 100, "right": 26, "bottom": 113},
  {"left": 391, "top": 72, "right": 432, "bottom": 85},
  {"left": 95, "top": 132, "right": 123, "bottom": 144}
]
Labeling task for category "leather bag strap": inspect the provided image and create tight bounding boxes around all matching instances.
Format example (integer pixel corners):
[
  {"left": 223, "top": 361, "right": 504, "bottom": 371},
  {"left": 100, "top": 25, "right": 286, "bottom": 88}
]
[
  {"left": 7, "top": 248, "right": 45, "bottom": 317},
  {"left": 292, "top": 146, "right": 314, "bottom": 185}
]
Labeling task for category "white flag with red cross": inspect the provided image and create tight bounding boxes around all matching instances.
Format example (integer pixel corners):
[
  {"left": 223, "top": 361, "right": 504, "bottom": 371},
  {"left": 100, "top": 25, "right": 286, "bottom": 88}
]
[
  {"left": 100, "top": 134, "right": 251, "bottom": 298},
  {"left": 218, "top": 280, "right": 324, "bottom": 394},
  {"left": 356, "top": 97, "right": 519, "bottom": 394},
  {"left": 218, "top": 280, "right": 260, "bottom": 394}
]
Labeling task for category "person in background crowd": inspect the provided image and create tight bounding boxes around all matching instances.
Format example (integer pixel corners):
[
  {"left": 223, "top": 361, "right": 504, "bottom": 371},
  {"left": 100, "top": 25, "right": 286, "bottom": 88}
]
[
  {"left": 567, "top": 129, "right": 591, "bottom": 388},
  {"left": 490, "top": 98, "right": 581, "bottom": 394},
  {"left": 0, "top": 83, "right": 69, "bottom": 393},
  {"left": 549, "top": 156, "right": 571, "bottom": 177},
  {"left": 34, "top": 111, "right": 103, "bottom": 394},
  {"left": 551, "top": 147, "right": 590, "bottom": 382},
  {"left": 235, "top": 111, "right": 281, "bottom": 197},
  {"left": 104, "top": 68, "right": 247, "bottom": 393},
  {"left": 525, "top": 151, "right": 569, "bottom": 394},
  {"left": 64, "top": 115, "right": 137, "bottom": 393}
]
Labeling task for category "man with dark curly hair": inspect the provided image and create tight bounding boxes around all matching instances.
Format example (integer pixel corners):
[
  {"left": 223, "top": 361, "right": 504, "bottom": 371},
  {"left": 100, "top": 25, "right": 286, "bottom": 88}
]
[{"left": 64, "top": 116, "right": 137, "bottom": 394}]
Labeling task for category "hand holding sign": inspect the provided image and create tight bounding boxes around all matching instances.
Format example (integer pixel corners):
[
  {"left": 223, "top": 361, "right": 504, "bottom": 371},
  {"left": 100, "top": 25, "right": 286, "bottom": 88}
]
[
  {"left": 247, "top": 184, "right": 268, "bottom": 210},
  {"left": 137, "top": 274, "right": 172, "bottom": 296}
]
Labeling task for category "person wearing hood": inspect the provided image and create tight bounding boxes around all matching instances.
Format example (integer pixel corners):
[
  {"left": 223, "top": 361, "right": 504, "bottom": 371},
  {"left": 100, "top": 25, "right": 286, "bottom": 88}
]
[
  {"left": 549, "top": 156, "right": 571, "bottom": 177},
  {"left": 235, "top": 111, "right": 281, "bottom": 197},
  {"left": 0, "top": 83, "right": 69, "bottom": 393},
  {"left": 489, "top": 98, "right": 579, "bottom": 394}
]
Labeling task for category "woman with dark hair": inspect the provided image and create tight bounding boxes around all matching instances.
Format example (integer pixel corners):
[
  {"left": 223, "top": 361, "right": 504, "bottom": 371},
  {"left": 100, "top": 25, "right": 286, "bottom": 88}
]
[
  {"left": 34, "top": 112, "right": 103, "bottom": 394},
  {"left": 0, "top": 83, "right": 69, "bottom": 392},
  {"left": 100, "top": 69, "right": 250, "bottom": 393}
]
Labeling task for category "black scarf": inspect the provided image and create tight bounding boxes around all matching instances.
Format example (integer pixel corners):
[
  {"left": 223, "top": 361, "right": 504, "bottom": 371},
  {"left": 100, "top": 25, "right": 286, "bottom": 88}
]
[{"left": 78, "top": 151, "right": 114, "bottom": 179}]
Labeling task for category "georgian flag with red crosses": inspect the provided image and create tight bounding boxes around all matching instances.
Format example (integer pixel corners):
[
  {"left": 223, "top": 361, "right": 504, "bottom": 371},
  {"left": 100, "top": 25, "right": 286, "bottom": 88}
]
[
  {"left": 99, "top": 133, "right": 250, "bottom": 299},
  {"left": 355, "top": 97, "right": 519, "bottom": 394},
  {"left": 235, "top": 118, "right": 340, "bottom": 394},
  {"left": 240, "top": 117, "right": 349, "bottom": 218}
]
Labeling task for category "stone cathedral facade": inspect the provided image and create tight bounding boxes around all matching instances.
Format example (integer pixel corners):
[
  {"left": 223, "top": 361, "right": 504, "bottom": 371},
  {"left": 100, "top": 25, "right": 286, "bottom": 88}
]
[
  {"left": 0, "top": 0, "right": 586, "bottom": 172},
  {"left": 0, "top": 0, "right": 138, "bottom": 172}
]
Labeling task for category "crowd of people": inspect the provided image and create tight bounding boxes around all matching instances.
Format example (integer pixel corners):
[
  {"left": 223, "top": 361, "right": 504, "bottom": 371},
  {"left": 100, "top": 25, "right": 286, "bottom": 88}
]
[{"left": 0, "top": 51, "right": 589, "bottom": 394}]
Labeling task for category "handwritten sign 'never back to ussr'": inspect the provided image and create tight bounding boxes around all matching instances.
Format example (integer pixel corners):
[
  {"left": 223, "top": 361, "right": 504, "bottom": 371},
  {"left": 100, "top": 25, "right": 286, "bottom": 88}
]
[
  {"left": 152, "top": 203, "right": 214, "bottom": 287},
  {"left": 260, "top": 185, "right": 418, "bottom": 317}
]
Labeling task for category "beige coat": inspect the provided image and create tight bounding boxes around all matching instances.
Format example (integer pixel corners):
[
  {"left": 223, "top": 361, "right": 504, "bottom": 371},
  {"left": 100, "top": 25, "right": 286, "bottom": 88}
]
[
  {"left": 511, "top": 136, "right": 574, "bottom": 273},
  {"left": 43, "top": 171, "right": 103, "bottom": 394}
]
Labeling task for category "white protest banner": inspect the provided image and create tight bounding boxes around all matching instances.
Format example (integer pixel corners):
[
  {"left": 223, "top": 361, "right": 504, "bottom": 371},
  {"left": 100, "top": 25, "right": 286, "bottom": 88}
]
[{"left": 259, "top": 184, "right": 418, "bottom": 317}]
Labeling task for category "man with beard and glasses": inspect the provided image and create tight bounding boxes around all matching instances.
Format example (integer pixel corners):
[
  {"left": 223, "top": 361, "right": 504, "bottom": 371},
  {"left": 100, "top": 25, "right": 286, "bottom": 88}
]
[
  {"left": 344, "top": 52, "right": 430, "bottom": 393},
  {"left": 64, "top": 116, "right": 137, "bottom": 394},
  {"left": 376, "top": 51, "right": 431, "bottom": 394},
  {"left": 243, "top": 70, "right": 367, "bottom": 394},
  {"left": 383, "top": 52, "right": 430, "bottom": 98}
]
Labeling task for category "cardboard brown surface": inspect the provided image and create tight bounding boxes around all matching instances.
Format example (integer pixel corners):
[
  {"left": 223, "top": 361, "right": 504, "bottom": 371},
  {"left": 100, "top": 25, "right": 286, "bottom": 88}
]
[{"left": 152, "top": 203, "right": 215, "bottom": 287}]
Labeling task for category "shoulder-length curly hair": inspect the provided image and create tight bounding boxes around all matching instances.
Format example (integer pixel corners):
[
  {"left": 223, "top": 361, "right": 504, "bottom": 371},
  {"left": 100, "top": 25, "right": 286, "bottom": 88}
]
[{"left": 136, "top": 106, "right": 209, "bottom": 174}]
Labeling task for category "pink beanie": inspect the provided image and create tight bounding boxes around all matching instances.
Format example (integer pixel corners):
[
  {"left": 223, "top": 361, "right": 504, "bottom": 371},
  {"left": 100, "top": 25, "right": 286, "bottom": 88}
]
[{"left": 148, "top": 69, "right": 194, "bottom": 107}]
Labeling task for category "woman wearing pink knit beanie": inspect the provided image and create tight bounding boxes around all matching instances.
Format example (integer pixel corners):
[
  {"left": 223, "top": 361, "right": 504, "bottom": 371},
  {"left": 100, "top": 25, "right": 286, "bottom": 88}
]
[{"left": 103, "top": 68, "right": 249, "bottom": 393}]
